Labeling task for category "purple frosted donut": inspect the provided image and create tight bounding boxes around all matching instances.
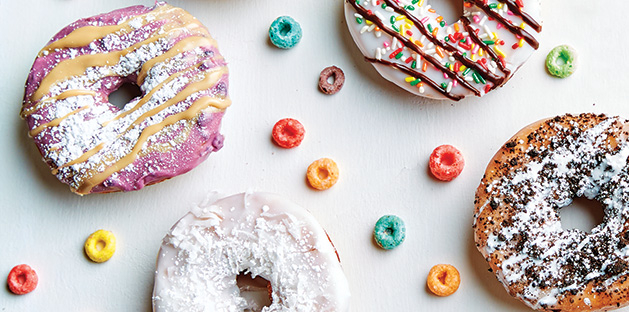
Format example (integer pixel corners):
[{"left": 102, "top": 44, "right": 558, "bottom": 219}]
[{"left": 21, "top": 2, "right": 230, "bottom": 195}]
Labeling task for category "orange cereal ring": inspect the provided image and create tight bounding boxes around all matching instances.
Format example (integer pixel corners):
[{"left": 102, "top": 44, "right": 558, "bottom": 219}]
[
  {"left": 307, "top": 158, "right": 339, "bottom": 190},
  {"left": 426, "top": 264, "right": 460, "bottom": 297}
]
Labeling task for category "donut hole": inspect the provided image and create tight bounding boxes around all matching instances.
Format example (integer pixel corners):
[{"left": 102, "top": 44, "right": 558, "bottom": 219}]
[
  {"left": 317, "top": 167, "right": 330, "bottom": 180},
  {"left": 559, "top": 197, "right": 605, "bottom": 233},
  {"left": 384, "top": 227, "right": 394, "bottom": 236},
  {"left": 326, "top": 73, "right": 336, "bottom": 85},
  {"left": 439, "top": 152, "right": 456, "bottom": 166},
  {"left": 282, "top": 125, "right": 297, "bottom": 137},
  {"left": 16, "top": 273, "right": 26, "bottom": 285},
  {"left": 437, "top": 271, "right": 448, "bottom": 285},
  {"left": 108, "top": 81, "right": 143, "bottom": 111},
  {"left": 95, "top": 240, "right": 106, "bottom": 251},
  {"left": 429, "top": 0, "right": 464, "bottom": 25},
  {"left": 236, "top": 271, "right": 272, "bottom": 310},
  {"left": 555, "top": 53, "right": 568, "bottom": 66},
  {"left": 279, "top": 23, "right": 292, "bottom": 36}
]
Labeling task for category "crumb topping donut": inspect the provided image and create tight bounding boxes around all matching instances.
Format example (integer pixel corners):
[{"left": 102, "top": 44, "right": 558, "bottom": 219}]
[
  {"left": 21, "top": 2, "right": 230, "bottom": 194},
  {"left": 344, "top": 0, "right": 542, "bottom": 100},
  {"left": 474, "top": 113, "right": 629, "bottom": 311},
  {"left": 152, "top": 192, "right": 351, "bottom": 311}
]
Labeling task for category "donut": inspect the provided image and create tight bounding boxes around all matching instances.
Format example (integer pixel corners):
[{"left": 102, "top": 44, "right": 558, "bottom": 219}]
[
  {"left": 152, "top": 192, "right": 351, "bottom": 311},
  {"left": 344, "top": 0, "right": 542, "bottom": 100},
  {"left": 20, "top": 2, "right": 230, "bottom": 194},
  {"left": 474, "top": 113, "right": 629, "bottom": 311}
]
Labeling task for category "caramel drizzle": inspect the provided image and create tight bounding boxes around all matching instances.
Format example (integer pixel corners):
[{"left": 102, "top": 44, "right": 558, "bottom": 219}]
[
  {"left": 39, "top": 25, "right": 132, "bottom": 56},
  {"left": 28, "top": 4, "right": 203, "bottom": 106},
  {"left": 37, "top": 4, "right": 178, "bottom": 56},
  {"left": 21, "top": 89, "right": 96, "bottom": 118},
  {"left": 381, "top": 0, "right": 503, "bottom": 85},
  {"left": 112, "top": 66, "right": 228, "bottom": 136},
  {"left": 76, "top": 96, "right": 230, "bottom": 194},
  {"left": 29, "top": 3, "right": 231, "bottom": 194},
  {"left": 467, "top": 0, "right": 540, "bottom": 49},
  {"left": 29, "top": 106, "right": 89, "bottom": 137},
  {"left": 30, "top": 28, "right": 177, "bottom": 104},
  {"left": 102, "top": 60, "right": 206, "bottom": 127},
  {"left": 348, "top": 0, "right": 481, "bottom": 98},
  {"left": 57, "top": 66, "right": 228, "bottom": 192},
  {"left": 52, "top": 143, "right": 104, "bottom": 175},
  {"left": 136, "top": 33, "right": 217, "bottom": 85}
]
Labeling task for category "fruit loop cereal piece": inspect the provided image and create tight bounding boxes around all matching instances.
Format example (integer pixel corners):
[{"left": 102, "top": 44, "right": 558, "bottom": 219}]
[
  {"left": 84, "top": 229, "right": 116, "bottom": 263},
  {"left": 272, "top": 118, "right": 305, "bottom": 148},
  {"left": 426, "top": 264, "right": 461, "bottom": 297},
  {"left": 546, "top": 45, "right": 577, "bottom": 78},
  {"left": 319, "top": 66, "right": 346, "bottom": 95},
  {"left": 269, "top": 16, "right": 302, "bottom": 49},
  {"left": 7, "top": 264, "right": 38, "bottom": 295},
  {"left": 429, "top": 145, "right": 465, "bottom": 181},
  {"left": 307, "top": 158, "right": 339, "bottom": 190},
  {"left": 373, "top": 215, "right": 406, "bottom": 250}
]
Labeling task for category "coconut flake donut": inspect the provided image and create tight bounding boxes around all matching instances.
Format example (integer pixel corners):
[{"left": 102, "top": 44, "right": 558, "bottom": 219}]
[
  {"left": 21, "top": 2, "right": 230, "bottom": 194},
  {"left": 344, "top": 0, "right": 542, "bottom": 100},
  {"left": 152, "top": 192, "right": 351, "bottom": 311},
  {"left": 474, "top": 113, "right": 629, "bottom": 311}
]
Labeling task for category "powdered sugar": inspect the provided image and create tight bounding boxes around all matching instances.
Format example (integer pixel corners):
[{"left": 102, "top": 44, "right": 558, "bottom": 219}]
[
  {"left": 475, "top": 114, "right": 629, "bottom": 310},
  {"left": 22, "top": 3, "right": 230, "bottom": 194}
]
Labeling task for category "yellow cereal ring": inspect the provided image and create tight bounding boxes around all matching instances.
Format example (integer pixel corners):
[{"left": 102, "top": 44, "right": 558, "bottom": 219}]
[
  {"left": 426, "top": 264, "right": 460, "bottom": 297},
  {"left": 307, "top": 158, "right": 339, "bottom": 190},
  {"left": 84, "top": 229, "right": 116, "bottom": 263}
]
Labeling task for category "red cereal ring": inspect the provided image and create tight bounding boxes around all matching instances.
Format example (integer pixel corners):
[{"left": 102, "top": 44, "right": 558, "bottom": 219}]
[
  {"left": 318, "top": 66, "right": 345, "bottom": 95},
  {"left": 429, "top": 145, "right": 465, "bottom": 181},
  {"left": 272, "top": 118, "right": 305, "bottom": 149},
  {"left": 7, "top": 264, "right": 38, "bottom": 295}
]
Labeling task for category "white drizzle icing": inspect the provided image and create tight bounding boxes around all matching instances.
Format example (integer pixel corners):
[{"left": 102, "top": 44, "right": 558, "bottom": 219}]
[{"left": 475, "top": 115, "right": 629, "bottom": 310}]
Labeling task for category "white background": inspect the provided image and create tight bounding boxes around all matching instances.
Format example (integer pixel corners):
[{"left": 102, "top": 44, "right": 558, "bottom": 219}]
[{"left": 0, "top": 0, "right": 627, "bottom": 311}]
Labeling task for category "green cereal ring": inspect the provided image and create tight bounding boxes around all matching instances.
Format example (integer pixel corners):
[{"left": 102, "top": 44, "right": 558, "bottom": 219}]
[
  {"left": 373, "top": 215, "right": 406, "bottom": 250},
  {"left": 546, "top": 45, "right": 577, "bottom": 78},
  {"left": 269, "top": 16, "right": 302, "bottom": 49}
]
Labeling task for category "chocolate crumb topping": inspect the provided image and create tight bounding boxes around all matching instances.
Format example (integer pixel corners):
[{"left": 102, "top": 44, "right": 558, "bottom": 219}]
[{"left": 474, "top": 114, "right": 629, "bottom": 311}]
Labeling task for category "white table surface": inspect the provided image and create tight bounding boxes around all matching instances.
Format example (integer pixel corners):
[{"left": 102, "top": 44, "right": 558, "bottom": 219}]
[{"left": 1, "top": 0, "right": 627, "bottom": 311}]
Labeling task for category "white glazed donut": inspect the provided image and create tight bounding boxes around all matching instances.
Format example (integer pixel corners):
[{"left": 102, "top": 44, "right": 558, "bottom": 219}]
[
  {"left": 152, "top": 192, "right": 351, "bottom": 311},
  {"left": 344, "top": 0, "right": 542, "bottom": 100},
  {"left": 474, "top": 114, "right": 629, "bottom": 311}
]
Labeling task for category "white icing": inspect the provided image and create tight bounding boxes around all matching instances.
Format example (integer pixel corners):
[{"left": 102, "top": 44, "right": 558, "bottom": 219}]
[
  {"left": 152, "top": 192, "right": 351, "bottom": 312},
  {"left": 344, "top": 0, "right": 542, "bottom": 99}
]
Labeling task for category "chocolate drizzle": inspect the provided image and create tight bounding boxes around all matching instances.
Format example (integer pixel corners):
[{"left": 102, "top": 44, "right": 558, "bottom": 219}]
[
  {"left": 365, "top": 57, "right": 464, "bottom": 101},
  {"left": 467, "top": 0, "right": 540, "bottom": 49},
  {"left": 347, "top": 0, "right": 542, "bottom": 100},
  {"left": 497, "top": 0, "right": 543, "bottom": 33},
  {"left": 348, "top": 0, "right": 480, "bottom": 99},
  {"left": 461, "top": 17, "right": 509, "bottom": 90},
  {"left": 381, "top": 0, "right": 503, "bottom": 85}
]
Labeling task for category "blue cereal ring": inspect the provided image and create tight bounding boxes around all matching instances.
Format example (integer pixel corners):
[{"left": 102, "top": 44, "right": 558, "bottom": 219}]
[
  {"left": 373, "top": 215, "right": 406, "bottom": 250},
  {"left": 546, "top": 45, "right": 577, "bottom": 78},
  {"left": 269, "top": 16, "right": 302, "bottom": 49}
]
